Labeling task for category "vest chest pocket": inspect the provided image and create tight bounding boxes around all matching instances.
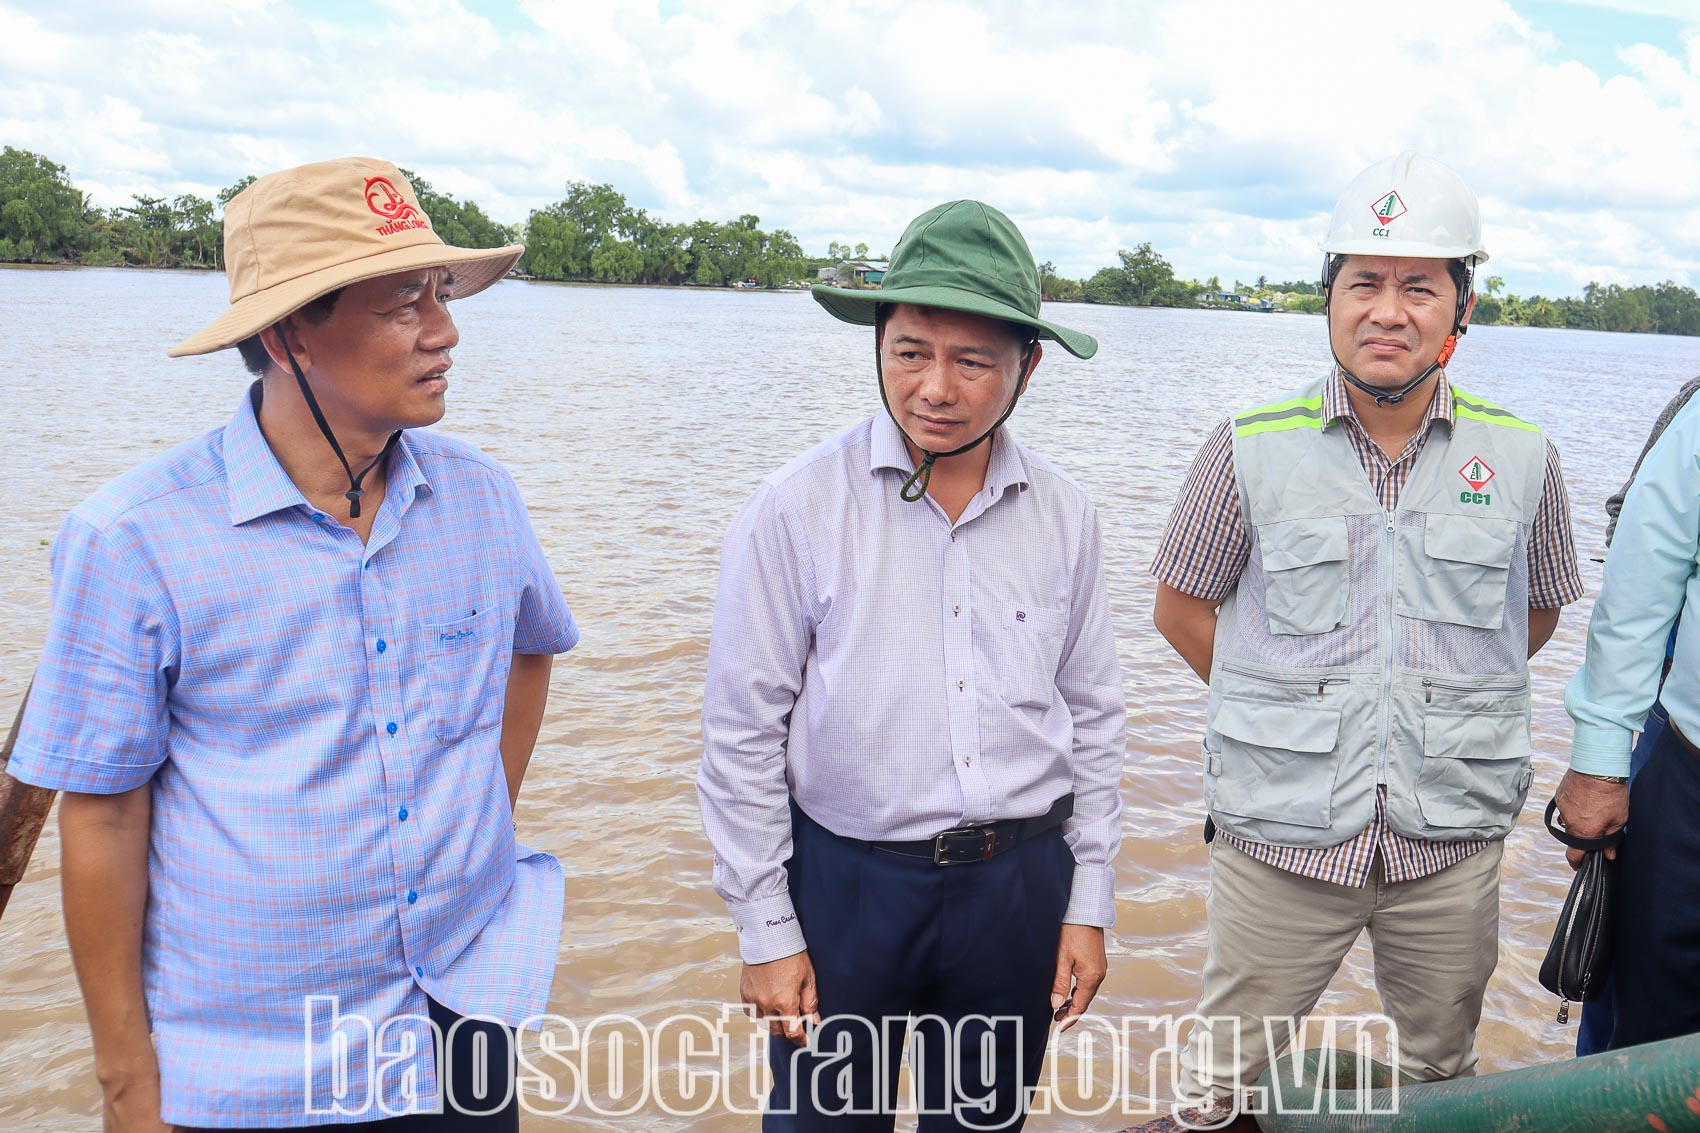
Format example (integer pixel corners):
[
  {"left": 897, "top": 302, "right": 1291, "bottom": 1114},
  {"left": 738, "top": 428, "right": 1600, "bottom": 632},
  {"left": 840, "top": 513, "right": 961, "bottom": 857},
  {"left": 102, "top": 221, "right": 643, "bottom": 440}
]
[
  {"left": 1416, "top": 708, "right": 1533, "bottom": 834},
  {"left": 1399, "top": 513, "right": 1519, "bottom": 630},
  {"left": 425, "top": 608, "right": 507, "bottom": 745},
  {"left": 1207, "top": 696, "right": 1343, "bottom": 828},
  {"left": 1256, "top": 516, "right": 1349, "bottom": 636}
]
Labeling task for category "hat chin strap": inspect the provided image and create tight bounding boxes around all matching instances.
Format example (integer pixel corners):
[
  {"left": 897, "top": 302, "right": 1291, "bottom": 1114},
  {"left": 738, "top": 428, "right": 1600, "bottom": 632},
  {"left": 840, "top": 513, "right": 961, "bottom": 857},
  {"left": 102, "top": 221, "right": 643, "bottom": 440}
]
[
  {"left": 281, "top": 339, "right": 400, "bottom": 519},
  {"left": 875, "top": 339, "right": 1036, "bottom": 503}
]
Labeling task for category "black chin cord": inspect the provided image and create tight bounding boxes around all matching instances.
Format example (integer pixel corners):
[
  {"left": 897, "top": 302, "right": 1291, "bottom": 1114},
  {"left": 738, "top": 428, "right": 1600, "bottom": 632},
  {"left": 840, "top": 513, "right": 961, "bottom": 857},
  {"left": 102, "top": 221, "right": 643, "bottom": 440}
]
[
  {"left": 876, "top": 338, "right": 1036, "bottom": 503},
  {"left": 281, "top": 341, "right": 401, "bottom": 519},
  {"left": 1336, "top": 360, "right": 1439, "bottom": 407}
]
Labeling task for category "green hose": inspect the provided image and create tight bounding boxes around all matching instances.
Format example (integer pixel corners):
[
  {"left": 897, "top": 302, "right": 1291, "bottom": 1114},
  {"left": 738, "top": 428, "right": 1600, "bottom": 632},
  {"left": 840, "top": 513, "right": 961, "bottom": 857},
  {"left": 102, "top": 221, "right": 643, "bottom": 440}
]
[{"left": 1252, "top": 1033, "right": 1700, "bottom": 1132}]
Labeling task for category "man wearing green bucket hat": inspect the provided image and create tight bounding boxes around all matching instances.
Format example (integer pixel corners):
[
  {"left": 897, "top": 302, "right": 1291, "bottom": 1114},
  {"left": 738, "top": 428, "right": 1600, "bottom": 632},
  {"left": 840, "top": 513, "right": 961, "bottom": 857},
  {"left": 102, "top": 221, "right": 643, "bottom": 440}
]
[{"left": 699, "top": 201, "right": 1126, "bottom": 1130}]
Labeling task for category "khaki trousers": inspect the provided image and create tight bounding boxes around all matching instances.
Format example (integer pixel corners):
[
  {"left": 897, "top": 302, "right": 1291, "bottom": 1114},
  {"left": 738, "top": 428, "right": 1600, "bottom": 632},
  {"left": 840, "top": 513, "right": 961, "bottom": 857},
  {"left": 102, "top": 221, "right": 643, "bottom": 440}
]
[{"left": 1178, "top": 839, "right": 1503, "bottom": 1102}]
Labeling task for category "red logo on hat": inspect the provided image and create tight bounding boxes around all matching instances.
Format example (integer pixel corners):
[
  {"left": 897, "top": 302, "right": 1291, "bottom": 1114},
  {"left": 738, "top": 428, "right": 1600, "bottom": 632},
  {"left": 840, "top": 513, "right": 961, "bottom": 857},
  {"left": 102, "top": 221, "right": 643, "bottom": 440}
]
[{"left": 364, "top": 176, "right": 429, "bottom": 236}]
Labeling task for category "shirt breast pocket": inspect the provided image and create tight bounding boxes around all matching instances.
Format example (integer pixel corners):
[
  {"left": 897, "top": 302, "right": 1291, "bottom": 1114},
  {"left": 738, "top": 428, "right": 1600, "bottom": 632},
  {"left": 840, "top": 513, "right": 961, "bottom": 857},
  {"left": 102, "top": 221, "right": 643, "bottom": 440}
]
[
  {"left": 425, "top": 608, "right": 506, "bottom": 745},
  {"left": 995, "top": 601, "right": 1068, "bottom": 709}
]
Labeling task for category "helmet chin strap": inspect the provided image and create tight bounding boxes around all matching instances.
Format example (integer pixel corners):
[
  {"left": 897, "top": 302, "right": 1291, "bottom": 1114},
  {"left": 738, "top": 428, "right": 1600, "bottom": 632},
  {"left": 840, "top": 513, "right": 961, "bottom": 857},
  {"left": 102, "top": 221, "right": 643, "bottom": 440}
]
[
  {"left": 875, "top": 333, "right": 1036, "bottom": 503},
  {"left": 1323, "top": 255, "right": 1473, "bottom": 408}
]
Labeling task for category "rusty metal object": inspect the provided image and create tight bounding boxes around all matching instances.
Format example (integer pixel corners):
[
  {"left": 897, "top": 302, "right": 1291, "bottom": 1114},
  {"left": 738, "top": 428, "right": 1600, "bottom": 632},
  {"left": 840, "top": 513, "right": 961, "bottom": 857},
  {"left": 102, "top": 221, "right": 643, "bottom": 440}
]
[{"left": 0, "top": 679, "right": 52, "bottom": 922}]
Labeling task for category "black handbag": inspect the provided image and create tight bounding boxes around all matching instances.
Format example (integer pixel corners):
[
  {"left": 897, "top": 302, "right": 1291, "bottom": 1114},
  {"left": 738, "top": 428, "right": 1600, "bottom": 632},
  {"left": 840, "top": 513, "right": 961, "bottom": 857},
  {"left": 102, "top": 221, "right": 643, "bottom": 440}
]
[{"left": 1538, "top": 799, "right": 1625, "bottom": 1023}]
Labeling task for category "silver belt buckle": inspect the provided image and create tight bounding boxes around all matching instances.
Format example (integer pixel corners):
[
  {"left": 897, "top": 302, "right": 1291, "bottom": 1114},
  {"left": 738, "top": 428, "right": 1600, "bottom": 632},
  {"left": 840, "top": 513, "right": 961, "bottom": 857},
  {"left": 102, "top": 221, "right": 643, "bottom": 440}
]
[{"left": 933, "top": 826, "right": 997, "bottom": 865}]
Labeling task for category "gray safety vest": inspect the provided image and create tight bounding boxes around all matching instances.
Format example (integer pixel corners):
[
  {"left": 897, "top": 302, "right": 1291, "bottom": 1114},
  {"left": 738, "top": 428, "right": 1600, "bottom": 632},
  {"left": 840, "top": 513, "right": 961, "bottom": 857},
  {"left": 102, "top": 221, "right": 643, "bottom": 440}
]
[{"left": 1204, "top": 375, "right": 1547, "bottom": 848}]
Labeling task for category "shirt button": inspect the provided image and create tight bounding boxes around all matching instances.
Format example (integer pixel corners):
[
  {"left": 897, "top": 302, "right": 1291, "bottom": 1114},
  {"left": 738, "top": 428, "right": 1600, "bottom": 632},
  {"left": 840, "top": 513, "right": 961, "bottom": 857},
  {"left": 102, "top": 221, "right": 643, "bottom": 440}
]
[
  {"left": 386, "top": 721, "right": 398, "bottom": 736},
  {"left": 957, "top": 679, "right": 965, "bottom": 691},
  {"left": 398, "top": 806, "right": 409, "bottom": 822},
  {"left": 364, "top": 559, "right": 374, "bottom": 570},
  {"left": 415, "top": 965, "right": 424, "bottom": 979},
  {"left": 313, "top": 512, "right": 327, "bottom": 522},
  {"left": 407, "top": 889, "right": 418, "bottom": 904},
  {"left": 375, "top": 639, "right": 387, "bottom": 654},
  {"left": 964, "top": 756, "right": 972, "bottom": 766},
  {"left": 953, "top": 604, "right": 961, "bottom": 616}
]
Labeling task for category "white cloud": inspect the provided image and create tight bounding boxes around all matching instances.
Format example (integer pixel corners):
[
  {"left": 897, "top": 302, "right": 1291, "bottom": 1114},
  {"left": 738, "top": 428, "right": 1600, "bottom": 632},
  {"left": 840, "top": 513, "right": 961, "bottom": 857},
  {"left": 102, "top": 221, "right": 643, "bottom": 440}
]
[{"left": 5, "top": 0, "right": 1700, "bottom": 295}]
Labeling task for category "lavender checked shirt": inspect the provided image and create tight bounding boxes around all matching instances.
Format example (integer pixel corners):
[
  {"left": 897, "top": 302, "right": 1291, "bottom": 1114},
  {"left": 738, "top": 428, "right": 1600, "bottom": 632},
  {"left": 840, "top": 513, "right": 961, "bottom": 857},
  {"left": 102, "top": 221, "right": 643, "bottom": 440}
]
[
  {"left": 8, "top": 387, "right": 578, "bottom": 1127},
  {"left": 698, "top": 414, "right": 1128, "bottom": 965}
]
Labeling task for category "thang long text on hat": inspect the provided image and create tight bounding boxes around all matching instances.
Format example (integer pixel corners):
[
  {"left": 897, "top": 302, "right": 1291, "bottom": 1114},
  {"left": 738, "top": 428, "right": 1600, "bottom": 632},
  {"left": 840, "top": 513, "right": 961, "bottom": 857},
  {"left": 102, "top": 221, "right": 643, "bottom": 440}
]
[{"left": 169, "top": 156, "right": 523, "bottom": 357}]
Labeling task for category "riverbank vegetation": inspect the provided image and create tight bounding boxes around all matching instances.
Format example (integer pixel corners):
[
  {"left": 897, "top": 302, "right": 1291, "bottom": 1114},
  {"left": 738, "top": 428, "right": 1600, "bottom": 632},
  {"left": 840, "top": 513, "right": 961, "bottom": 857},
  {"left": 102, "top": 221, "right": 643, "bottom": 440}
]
[{"left": 6, "top": 145, "right": 1700, "bottom": 334}]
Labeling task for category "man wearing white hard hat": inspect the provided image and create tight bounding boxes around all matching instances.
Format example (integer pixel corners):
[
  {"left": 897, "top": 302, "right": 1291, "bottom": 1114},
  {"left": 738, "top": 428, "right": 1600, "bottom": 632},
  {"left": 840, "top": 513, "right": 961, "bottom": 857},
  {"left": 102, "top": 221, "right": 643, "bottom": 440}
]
[
  {"left": 7, "top": 158, "right": 578, "bottom": 1130},
  {"left": 1138, "top": 152, "right": 1582, "bottom": 1127}
]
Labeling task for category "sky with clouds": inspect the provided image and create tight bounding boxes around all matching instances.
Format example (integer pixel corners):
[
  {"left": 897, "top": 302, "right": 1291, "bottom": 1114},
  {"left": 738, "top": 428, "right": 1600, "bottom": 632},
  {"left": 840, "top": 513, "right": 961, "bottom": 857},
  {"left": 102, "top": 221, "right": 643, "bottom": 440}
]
[{"left": 3, "top": 0, "right": 1699, "bottom": 296}]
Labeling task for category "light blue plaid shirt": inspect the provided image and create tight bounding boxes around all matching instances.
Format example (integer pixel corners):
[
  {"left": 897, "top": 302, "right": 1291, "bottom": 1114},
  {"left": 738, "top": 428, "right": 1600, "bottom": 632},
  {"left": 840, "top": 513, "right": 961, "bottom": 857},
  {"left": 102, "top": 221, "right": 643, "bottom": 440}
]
[
  {"left": 699, "top": 414, "right": 1127, "bottom": 965},
  {"left": 9, "top": 387, "right": 578, "bottom": 1127}
]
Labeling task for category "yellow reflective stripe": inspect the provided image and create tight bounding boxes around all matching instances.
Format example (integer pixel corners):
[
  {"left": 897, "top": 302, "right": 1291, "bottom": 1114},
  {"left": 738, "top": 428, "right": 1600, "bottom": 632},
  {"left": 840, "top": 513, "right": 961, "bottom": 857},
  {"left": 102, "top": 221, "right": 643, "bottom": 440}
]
[
  {"left": 1238, "top": 394, "right": 1323, "bottom": 421},
  {"left": 1235, "top": 415, "right": 1325, "bottom": 438},
  {"left": 1455, "top": 403, "right": 1539, "bottom": 432}
]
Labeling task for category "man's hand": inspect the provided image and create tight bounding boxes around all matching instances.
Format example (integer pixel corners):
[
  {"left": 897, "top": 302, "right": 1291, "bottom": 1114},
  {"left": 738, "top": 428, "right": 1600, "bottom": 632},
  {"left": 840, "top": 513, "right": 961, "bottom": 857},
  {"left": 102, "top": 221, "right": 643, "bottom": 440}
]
[
  {"left": 1553, "top": 770, "right": 1631, "bottom": 869},
  {"left": 1050, "top": 924, "right": 1108, "bottom": 1034},
  {"left": 741, "top": 951, "right": 820, "bottom": 1047},
  {"left": 99, "top": 1061, "right": 170, "bottom": 1132}
]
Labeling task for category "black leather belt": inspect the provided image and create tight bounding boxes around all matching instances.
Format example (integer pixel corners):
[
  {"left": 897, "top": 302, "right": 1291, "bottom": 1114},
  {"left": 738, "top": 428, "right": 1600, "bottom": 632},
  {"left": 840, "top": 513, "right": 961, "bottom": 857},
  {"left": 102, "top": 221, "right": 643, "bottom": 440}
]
[{"left": 868, "top": 794, "right": 1074, "bottom": 866}]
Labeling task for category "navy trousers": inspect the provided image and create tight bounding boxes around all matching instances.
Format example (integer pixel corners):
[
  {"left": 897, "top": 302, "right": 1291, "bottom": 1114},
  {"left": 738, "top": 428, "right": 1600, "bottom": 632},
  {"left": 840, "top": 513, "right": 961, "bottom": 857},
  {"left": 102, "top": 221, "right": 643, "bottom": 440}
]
[
  {"left": 765, "top": 805, "right": 1074, "bottom": 1133},
  {"left": 1609, "top": 721, "right": 1700, "bottom": 1050}
]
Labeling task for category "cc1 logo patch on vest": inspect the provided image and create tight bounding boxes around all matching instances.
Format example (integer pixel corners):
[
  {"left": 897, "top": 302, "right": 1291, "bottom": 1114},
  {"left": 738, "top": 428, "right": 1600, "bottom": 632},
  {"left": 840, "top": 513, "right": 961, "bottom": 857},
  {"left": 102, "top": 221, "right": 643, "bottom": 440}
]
[{"left": 1459, "top": 455, "right": 1495, "bottom": 506}]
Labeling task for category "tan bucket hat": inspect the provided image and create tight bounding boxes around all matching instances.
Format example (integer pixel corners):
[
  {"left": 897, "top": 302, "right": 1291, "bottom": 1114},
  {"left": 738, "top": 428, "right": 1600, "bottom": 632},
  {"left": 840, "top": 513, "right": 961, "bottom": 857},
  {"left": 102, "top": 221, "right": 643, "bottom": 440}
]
[{"left": 169, "top": 156, "right": 523, "bottom": 357}]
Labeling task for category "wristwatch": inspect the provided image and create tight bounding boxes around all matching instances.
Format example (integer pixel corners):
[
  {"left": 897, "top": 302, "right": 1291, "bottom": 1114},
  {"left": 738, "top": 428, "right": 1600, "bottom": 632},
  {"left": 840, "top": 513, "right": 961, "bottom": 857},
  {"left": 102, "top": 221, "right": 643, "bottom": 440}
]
[{"left": 1580, "top": 772, "right": 1629, "bottom": 784}]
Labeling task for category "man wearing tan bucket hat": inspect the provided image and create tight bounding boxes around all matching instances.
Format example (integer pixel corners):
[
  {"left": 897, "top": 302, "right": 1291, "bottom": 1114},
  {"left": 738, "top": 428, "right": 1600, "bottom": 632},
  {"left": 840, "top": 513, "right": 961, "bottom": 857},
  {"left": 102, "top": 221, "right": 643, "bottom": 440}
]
[
  {"left": 8, "top": 158, "right": 578, "bottom": 1130},
  {"left": 698, "top": 201, "right": 1126, "bottom": 1131}
]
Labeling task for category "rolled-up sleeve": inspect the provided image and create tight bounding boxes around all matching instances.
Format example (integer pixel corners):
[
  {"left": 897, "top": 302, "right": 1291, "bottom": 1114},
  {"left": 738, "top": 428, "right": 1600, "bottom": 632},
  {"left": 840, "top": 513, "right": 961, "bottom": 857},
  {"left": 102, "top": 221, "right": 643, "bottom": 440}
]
[
  {"left": 9, "top": 515, "right": 177, "bottom": 794},
  {"left": 1527, "top": 439, "right": 1584, "bottom": 609},
  {"left": 1057, "top": 503, "right": 1127, "bottom": 927},
  {"left": 1150, "top": 420, "right": 1249, "bottom": 601},
  {"left": 505, "top": 473, "right": 578, "bottom": 655},
  {"left": 1566, "top": 408, "right": 1700, "bottom": 775},
  {"left": 697, "top": 483, "right": 816, "bottom": 964}
]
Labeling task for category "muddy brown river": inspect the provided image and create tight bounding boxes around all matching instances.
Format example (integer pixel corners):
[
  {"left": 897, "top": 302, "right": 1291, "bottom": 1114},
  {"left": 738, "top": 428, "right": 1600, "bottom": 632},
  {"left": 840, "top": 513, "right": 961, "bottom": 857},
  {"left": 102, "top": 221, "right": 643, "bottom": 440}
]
[{"left": 3, "top": 266, "right": 1696, "bottom": 1129}]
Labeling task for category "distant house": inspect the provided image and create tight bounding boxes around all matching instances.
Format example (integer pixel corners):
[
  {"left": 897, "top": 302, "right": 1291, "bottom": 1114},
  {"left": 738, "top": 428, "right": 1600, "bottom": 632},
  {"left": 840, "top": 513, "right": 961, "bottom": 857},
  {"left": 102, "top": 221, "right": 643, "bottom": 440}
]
[
  {"left": 816, "top": 266, "right": 839, "bottom": 281},
  {"left": 831, "top": 259, "right": 889, "bottom": 287},
  {"left": 1196, "top": 290, "right": 1245, "bottom": 305}
]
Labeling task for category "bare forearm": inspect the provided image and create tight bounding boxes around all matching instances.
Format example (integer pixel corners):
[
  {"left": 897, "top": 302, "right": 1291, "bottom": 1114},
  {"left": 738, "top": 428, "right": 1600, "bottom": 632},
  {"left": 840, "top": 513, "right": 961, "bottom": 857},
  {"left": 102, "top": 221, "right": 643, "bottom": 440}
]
[
  {"left": 59, "top": 786, "right": 156, "bottom": 1093},
  {"left": 1529, "top": 605, "right": 1562, "bottom": 657},
  {"left": 500, "top": 652, "right": 554, "bottom": 810},
  {"left": 1153, "top": 583, "right": 1218, "bottom": 683}
]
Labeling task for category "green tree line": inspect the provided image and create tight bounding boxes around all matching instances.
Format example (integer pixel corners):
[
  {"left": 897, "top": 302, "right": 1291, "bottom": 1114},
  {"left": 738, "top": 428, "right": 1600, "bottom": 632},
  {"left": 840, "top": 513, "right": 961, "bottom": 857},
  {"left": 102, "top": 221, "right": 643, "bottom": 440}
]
[
  {"left": 9, "top": 144, "right": 1700, "bottom": 333},
  {"left": 1039, "top": 239, "right": 1700, "bottom": 336},
  {"left": 519, "top": 180, "right": 809, "bottom": 286},
  {"left": 0, "top": 147, "right": 812, "bottom": 288}
]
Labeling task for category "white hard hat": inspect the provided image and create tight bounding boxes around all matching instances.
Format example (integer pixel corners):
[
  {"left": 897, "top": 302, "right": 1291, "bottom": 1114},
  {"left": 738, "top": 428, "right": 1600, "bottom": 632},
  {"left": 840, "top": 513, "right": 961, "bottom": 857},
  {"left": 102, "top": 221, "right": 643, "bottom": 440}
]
[{"left": 1321, "top": 150, "right": 1489, "bottom": 265}]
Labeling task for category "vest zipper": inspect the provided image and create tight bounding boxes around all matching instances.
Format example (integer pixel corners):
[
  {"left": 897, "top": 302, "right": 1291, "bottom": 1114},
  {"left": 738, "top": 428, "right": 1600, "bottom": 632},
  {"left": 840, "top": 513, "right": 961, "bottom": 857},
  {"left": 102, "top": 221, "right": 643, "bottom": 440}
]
[
  {"left": 1378, "top": 513, "right": 1397, "bottom": 783},
  {"left": 1219, "top": 662, "right": 1348, "bottom": 700},
  {"left": 1422, "top": 676, "right": 1530, "bottom": 703}
]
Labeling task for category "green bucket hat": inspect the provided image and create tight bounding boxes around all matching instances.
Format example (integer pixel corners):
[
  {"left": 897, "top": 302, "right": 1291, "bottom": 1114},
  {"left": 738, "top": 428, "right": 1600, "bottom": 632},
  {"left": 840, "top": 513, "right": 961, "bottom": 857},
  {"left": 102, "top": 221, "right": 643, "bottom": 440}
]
[{"left": 811, "top": 200, "right": 1097, "bottom": 359}]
